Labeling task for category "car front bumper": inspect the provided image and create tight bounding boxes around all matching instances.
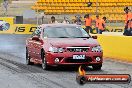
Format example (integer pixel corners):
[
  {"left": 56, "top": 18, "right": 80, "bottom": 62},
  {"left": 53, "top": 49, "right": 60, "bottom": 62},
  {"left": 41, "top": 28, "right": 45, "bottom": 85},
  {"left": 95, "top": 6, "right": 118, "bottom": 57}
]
[{"left": 45, "top": 52, "right": 103, "bottom": 66}]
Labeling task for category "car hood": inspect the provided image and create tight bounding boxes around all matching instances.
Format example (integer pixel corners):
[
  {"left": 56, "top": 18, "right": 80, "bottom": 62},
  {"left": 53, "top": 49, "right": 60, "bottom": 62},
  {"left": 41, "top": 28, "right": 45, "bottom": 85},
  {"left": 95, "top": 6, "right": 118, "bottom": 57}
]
[{"left": 46, "top": 38, "right": 99, "bottom": 47}]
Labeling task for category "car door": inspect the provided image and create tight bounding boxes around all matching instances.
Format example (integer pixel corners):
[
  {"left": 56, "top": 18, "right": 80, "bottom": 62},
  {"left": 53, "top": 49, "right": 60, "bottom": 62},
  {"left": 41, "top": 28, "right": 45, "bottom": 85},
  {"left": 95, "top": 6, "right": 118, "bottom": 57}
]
[
  {"left": 27, "top": 31, "right": 37, "bottom": 58},
  {"left": 31, "top": 27, "right": 43, "bottom": 61}
]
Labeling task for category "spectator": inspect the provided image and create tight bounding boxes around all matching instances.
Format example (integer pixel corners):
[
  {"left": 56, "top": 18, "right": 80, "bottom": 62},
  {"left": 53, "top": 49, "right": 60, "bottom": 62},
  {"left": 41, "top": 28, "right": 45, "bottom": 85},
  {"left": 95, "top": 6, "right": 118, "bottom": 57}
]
[
  {"left": 95, "top": 15, "right": 100, "bottom": 33},
  {"left": 3, "top": 0, "right": 8, "bottom": 16},
  {"left": 74, "top": 15, "right": 82, "bottom": 25},
  {"left": 74, "top": 19, "right": 82, "bottom": 25},
  {"left": 49, "top": 16, "right": 58, "bottom": 24},
  {"left": 62, "top": 17, "right": 70, "bottom": 24},
  {"left": 123, "top": 7, "right": 132, "bottom": 36},
  {"left": 98, "top": 17, "right": 107, "bottom": 34},
  {"left": 84, "top": 14, "right": 92, "bottom": 33}
]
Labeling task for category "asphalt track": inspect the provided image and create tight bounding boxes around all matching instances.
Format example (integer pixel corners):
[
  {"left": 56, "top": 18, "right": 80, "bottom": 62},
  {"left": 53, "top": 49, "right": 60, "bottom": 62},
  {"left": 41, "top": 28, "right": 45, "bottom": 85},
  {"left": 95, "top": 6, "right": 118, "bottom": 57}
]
[{"left": 0, "top": 34, "right": 132, "bottom": 88}]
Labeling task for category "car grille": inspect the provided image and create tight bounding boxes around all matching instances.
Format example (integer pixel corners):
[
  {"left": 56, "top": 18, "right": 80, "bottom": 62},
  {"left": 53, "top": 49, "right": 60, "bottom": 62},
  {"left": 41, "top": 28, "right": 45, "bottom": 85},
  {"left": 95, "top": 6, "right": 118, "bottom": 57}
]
[
  {"left": 66, "top": 47, "right": 90, "bottom": 52},
  {"left": 65, "top": 57, "right": 92, "bottom": 63}
]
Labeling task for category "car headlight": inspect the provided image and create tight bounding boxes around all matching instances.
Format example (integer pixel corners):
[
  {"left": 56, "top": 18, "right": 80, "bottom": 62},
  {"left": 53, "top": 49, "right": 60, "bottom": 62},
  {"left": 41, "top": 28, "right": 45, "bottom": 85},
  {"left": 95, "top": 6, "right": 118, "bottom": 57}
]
[
  {"left": 49, "top": 47, "right": 64, "bottom": 53},
  {"left": 92, "top": 46, "right": 102, "bottom": 52},
  {"left": 58, "top": 48, "right": 64, "bottom": 53}
]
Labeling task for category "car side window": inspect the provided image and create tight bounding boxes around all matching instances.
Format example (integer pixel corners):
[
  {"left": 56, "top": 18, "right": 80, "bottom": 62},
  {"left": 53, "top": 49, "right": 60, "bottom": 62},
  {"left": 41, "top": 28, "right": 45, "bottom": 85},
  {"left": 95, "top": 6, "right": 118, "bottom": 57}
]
[{"left": 31, "top": 27, "right": 42, "bottom": 37}]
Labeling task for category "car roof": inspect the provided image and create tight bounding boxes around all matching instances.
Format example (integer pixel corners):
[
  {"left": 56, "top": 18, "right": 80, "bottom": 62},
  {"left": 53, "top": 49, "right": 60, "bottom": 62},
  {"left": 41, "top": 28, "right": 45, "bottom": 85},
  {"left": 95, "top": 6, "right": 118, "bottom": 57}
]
[{"left": 40, "top": 23, "right": 81, "bottom": 28}]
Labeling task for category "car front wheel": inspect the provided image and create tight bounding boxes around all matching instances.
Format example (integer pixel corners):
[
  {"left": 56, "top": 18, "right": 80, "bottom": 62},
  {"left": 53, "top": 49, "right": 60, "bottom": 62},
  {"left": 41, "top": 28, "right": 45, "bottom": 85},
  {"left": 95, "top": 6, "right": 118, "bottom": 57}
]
[{"left": 41, "top": 51, "right": 49, "bottom": 70}]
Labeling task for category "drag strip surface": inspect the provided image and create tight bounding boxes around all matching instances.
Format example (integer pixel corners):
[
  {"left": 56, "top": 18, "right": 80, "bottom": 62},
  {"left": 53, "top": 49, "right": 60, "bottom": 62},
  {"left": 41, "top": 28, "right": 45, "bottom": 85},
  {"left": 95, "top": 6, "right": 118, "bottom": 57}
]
[{"left": 0, "top": 34, "right": 131, "bottom": 88}]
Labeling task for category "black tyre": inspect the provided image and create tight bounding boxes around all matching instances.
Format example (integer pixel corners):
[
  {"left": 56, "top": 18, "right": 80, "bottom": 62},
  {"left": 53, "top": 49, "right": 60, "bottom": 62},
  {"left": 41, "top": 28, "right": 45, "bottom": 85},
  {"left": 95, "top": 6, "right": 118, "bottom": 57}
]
[
  {"left": 26, "top": 48, "right": 33, "bottom": 65},
  {"left": 41, "top": 51, "right": 49, "bottom": 70},
  {"left": 92, "top": 64, "right": 102, "bottom": 70}
]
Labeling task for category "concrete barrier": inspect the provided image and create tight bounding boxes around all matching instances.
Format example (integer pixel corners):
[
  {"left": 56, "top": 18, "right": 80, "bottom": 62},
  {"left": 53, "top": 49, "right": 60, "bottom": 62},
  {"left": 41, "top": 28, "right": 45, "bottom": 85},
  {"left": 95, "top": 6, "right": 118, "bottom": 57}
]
[{"left": 97, "top": 35, "right": 132, "bottom": 62}]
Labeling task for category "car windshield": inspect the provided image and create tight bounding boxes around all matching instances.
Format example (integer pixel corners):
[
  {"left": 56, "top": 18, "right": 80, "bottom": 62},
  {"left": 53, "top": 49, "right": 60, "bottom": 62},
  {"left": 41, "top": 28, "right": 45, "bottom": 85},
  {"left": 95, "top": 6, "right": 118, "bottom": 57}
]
[{"left": 44, "top": 26, "right": 90, "bottom": 38}]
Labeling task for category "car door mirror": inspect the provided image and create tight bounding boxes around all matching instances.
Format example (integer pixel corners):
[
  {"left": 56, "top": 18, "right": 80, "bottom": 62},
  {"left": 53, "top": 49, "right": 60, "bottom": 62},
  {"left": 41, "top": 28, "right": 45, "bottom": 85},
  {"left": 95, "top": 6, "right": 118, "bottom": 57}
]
[
  {"left": 32, "top": 36, "right": 44, "bottom": 44},
  {"left": 32, "top": 36, "right": 40, "bottom": 41},
  {"left": 92, "top": 36, "right": 97, "bottom": 39}
]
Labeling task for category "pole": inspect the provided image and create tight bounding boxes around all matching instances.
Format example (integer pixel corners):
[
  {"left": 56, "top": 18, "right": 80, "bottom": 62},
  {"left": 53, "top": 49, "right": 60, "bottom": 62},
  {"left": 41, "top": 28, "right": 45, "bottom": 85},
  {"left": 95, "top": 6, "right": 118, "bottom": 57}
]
[{"left": 37, "top": 9, "right": 39, "bottom": 25}]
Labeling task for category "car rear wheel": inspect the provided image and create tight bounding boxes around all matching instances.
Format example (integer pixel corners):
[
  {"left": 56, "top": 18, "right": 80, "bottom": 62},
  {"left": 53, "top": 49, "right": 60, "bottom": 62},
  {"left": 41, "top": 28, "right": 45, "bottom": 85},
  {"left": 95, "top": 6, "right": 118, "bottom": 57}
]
[
  {"left": 26, "top": 48, "right": 33, "bottom": 65},
  {"left": 41, "top": 51, "right": 49, "bottom": 70},
  {"left": 92, "top": 64, "right": 102, "bottom": 70}
]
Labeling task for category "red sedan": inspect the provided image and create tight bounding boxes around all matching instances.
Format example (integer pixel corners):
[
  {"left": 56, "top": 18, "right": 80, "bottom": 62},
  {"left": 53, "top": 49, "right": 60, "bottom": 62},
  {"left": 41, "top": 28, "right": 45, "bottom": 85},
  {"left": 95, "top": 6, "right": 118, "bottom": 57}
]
[{"left": 26, "top": 24, "right": 103, "bottom": 70}]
